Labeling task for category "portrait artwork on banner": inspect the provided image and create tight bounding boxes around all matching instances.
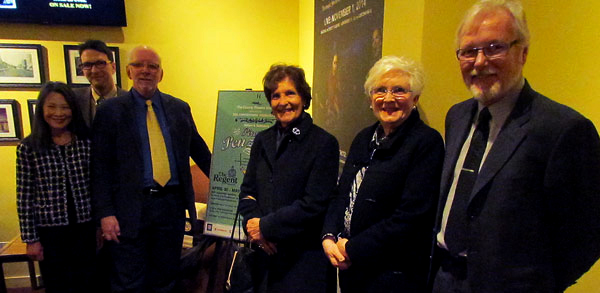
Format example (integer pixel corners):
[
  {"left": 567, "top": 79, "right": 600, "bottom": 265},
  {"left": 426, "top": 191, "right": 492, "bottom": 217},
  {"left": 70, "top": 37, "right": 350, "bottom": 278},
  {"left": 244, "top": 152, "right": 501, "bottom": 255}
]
[{"left": 313, "top": 0, "right": 384, "bottom": 160}]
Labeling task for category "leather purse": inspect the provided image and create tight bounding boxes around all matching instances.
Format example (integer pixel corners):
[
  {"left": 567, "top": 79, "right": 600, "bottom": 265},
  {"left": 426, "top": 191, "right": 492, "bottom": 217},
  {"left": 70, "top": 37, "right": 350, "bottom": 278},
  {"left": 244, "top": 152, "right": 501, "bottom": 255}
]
[{"left": 225, "top": 211, "right": 262, "bottom": 293}]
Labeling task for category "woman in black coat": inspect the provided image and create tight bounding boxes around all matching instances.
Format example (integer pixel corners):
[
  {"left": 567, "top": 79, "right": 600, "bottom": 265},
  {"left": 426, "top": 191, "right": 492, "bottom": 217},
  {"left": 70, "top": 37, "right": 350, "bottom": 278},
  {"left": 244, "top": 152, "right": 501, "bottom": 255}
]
[
  {"left": 238, "top": 64, "right": 339, "bottom": 293},
  {"left": 322, "top": 56, "right": 445, "bottom": 292}
]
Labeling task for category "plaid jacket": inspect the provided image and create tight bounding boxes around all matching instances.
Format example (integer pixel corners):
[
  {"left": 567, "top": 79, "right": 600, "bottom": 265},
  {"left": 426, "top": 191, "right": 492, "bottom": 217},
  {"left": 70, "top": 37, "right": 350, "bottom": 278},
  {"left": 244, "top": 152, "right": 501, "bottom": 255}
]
[{"left": 16, "top": 138, "right": 93, "bottom": 243}]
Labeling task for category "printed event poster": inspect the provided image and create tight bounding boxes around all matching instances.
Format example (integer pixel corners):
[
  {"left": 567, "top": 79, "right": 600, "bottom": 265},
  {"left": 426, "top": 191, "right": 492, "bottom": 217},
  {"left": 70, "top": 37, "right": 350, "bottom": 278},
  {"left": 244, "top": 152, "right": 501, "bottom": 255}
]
[
  {"left": 204, "top": 90, "right": 275, "bottom": 238},
  {"left": 312, "top": 0, "right": 384, "bottom": 159}
]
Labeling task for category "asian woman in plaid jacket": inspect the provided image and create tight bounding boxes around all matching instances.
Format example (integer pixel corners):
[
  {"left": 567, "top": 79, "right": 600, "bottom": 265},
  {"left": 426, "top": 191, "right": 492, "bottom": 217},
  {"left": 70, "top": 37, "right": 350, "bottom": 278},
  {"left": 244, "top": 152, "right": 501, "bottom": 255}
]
[{"left": 16, "top": 82, "right": 96, "bottom": 293}]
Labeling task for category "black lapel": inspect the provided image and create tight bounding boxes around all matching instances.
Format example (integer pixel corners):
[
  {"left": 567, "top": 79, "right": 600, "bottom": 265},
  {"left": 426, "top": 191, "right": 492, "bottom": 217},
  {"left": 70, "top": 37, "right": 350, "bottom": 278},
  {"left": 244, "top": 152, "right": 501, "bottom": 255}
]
[
  {"left": 440, "top": 100, "right": 477, "bottom": 197},
  {"left": 123, "top": 91, "right": 144, "bottom": 161}
]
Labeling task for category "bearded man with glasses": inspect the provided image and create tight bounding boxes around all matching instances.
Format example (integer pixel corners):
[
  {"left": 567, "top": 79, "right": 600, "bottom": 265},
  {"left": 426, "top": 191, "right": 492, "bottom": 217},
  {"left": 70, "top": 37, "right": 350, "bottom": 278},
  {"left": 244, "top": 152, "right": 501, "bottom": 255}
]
[
  {"left": 73, "top": 40, "right": 128, "bottom": 128},
  {"left": 431, "top": 0, "right": 600, "bottom": 292}
]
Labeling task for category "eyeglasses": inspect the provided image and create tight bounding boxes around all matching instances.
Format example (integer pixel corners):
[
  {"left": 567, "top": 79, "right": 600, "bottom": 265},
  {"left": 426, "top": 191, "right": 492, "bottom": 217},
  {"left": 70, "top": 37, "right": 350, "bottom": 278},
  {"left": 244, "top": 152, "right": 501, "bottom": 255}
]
[
  {"left": 128, "top": 62, "right": 161, "bottom": 72},
  {"left": 456, "top": 40, "right": 519, "bottom": 61},
  {"left": 79, "top": 60, "right": 111, "bottom": 70},
  {"left": 371, "top": 86, "right": 412, "bottom": 99}
]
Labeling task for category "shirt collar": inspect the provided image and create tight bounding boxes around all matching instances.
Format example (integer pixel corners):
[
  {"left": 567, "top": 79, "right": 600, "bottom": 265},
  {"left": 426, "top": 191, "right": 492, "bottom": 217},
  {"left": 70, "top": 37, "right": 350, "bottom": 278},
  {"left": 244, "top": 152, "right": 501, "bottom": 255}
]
[
  {"left": 91, "top": 85, "right": 118, "bottom": 101},
  {"left": 132, "top": 88, "right": 161, "bottom": 106}
]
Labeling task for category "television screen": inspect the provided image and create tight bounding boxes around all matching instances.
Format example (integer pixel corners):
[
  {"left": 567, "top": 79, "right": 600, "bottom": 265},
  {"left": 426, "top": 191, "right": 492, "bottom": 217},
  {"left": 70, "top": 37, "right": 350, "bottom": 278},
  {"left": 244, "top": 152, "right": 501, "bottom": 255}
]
[{"left": 0, "top": 0, "right": 126, "bottom": 26}]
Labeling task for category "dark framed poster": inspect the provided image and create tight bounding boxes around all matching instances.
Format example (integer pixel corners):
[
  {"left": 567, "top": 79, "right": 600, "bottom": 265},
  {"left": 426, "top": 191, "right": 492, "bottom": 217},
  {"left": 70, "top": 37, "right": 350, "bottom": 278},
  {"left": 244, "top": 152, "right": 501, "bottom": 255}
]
[
  {"left": 204, "top": 90, "right": 275, "bottom": 238},
  {"left": 27, "top": 99, "right": 37, "bottom": 129},
  {"left": 0, "top": 99, "right": 23, "bottom": 141},
  {"left": 312, "top": 0, "right": 384, "bottom": 159}
]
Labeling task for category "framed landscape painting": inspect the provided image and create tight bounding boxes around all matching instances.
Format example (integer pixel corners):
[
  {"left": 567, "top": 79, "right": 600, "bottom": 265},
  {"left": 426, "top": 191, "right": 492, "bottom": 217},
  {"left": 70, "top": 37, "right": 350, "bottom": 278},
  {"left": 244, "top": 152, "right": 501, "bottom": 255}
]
[{"left": 0, "top": 44, "right": 45, "bottom": 88}]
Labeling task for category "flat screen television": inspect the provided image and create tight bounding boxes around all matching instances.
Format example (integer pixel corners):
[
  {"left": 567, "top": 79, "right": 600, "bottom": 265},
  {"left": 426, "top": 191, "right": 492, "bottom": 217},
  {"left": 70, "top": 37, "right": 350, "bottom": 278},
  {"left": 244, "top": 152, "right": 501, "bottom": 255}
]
[{"left": 0, "top": 0, "right": 126, "bottom": 27}]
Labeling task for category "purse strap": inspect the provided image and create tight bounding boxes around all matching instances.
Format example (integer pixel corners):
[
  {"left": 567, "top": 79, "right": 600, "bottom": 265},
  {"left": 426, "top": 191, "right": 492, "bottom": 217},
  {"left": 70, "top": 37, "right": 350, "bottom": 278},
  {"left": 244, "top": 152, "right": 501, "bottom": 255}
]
[
  {"left": 226, "top": 210, "right": 248, "bottom": 291},
  {"left": 230, "top": 209, "right": 250, "bottom": 245}
]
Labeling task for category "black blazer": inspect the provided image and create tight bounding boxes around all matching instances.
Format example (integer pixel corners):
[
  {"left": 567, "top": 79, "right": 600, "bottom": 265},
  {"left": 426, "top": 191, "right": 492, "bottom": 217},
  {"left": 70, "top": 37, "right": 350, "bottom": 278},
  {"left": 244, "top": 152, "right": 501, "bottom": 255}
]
[
  {"left": 433, "top": 81, "right": 600, "bottom": 292},
  {"left": 91, "top": 90, "right": 211, "bottom": 237},
  {"left": 323, "top": 110, "right": 444, "bottom": 284}
]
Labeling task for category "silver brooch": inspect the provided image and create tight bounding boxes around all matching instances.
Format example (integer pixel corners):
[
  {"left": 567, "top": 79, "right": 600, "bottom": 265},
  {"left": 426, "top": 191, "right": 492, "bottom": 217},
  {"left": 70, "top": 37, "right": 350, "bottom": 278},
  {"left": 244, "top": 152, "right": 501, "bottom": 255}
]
[{"left": 292, "top": 127, "right": 300, "bottom": 135}]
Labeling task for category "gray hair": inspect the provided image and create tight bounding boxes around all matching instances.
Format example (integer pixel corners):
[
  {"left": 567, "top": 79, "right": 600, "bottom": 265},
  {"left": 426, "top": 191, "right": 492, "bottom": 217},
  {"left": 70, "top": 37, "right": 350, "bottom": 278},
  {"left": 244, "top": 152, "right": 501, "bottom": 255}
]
[
  {"left": 456, "top": 0, "right": 530, "bottom": 48},
  {"left": 364, "top": 55, "right": 425, "bottom": 97}
]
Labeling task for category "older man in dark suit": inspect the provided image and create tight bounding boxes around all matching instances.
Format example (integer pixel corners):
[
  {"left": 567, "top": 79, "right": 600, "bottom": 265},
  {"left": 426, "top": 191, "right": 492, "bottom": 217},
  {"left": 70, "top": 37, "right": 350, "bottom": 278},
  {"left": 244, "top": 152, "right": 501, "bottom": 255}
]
[
  {"left": 92, "top": 46, "right": 211, "bottom": 292},
  {"left": 432, "top": 0, "right": 600, "bottom": 292},
  {"left": 73, "top": 40, "right": 128, "bottom": 127}
]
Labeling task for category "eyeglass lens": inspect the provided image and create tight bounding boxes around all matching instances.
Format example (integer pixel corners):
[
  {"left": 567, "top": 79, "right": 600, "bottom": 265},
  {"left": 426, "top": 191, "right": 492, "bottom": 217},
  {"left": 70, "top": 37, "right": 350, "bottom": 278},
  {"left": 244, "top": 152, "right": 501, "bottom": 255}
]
[{"left": 80, "top": 60, "right": 109, "bottom": 70}]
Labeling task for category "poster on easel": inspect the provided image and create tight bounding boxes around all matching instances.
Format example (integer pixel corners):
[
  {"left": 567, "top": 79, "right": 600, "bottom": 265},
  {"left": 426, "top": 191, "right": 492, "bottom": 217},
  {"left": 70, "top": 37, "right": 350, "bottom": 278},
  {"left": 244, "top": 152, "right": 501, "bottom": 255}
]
[{"left": 204, "top": 90, "right": 275, "bottom": 238}]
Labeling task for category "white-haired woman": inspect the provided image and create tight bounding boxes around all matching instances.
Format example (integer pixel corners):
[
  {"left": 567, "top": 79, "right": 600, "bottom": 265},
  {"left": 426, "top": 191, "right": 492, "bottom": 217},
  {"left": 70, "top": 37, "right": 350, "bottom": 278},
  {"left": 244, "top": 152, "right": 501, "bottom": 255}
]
[{"left": 322, "top": 56, "right": 444, "bottom": 292}]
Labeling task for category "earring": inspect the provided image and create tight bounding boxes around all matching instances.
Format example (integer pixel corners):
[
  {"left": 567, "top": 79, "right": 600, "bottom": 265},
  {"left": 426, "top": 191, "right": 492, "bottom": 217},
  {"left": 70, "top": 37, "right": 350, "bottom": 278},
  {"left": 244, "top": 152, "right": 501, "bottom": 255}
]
[{"left": 369, "top": 105, "right": 373, "bottom": 109}]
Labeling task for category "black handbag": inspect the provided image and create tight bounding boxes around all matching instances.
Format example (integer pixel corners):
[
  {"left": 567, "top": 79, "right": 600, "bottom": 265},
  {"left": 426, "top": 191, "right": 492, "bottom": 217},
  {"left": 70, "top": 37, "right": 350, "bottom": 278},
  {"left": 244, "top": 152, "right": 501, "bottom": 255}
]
[{"left": 224, "top": 211, "right": 265, "bottom": 293}]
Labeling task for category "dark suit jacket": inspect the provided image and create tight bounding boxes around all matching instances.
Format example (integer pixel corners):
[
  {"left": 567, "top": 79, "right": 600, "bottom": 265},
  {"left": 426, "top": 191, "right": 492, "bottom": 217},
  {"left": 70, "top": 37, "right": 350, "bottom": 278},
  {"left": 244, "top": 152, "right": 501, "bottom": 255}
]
[
  {"left": 322, "top": 110, "right": 444, "bottom": 290},
  {"left": 91, "top": 90, "right": 211, "bottom": 238},
  {"left": 238, "top": 113, "right": 339, "bottom": 292},
  {"left": 73, "top": 86, "right": 128, "bottom": 128},
  {"left": 433, "top": 81, "right": 600, "bottom": 292}
]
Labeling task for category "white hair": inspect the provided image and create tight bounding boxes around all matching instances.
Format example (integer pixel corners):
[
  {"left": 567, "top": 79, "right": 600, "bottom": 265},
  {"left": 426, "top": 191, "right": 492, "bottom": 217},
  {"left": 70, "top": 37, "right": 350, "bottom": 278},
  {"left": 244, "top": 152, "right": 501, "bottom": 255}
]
[
  {"left": 128, "top": 45, "right": 162, "bottom": 65},
  {"left": 364, "top": 55, "right": 425, "bottom": 97},
  {"left": 456, "top": 0, "right": 530, "bottom": 48}
]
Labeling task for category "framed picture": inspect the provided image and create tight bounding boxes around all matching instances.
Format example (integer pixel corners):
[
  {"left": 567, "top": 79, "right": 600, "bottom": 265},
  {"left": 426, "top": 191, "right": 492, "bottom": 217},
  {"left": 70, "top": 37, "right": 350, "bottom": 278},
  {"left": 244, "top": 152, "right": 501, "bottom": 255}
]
[
  {"left": 27, "top": 99, "right": 37, "bottom": 129},
  {"left": 0, "top": 44, "right": 46, "bottom": 88},
  {"left": 63, "top": 45, "right": 121, "bottom": 88},
  {"left": 0, "top": 99, "right": 23, "bottom": 141}
]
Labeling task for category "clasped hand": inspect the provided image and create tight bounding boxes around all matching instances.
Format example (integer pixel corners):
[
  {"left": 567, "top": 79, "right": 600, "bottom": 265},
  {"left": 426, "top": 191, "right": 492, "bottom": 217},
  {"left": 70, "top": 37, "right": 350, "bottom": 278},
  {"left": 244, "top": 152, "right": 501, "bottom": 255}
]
[
  {"left": 246, "top": 218, "right": 277, "bottom": 255},
  {"left": 322, "top": 237, "right": 351, "bottom": 270}
]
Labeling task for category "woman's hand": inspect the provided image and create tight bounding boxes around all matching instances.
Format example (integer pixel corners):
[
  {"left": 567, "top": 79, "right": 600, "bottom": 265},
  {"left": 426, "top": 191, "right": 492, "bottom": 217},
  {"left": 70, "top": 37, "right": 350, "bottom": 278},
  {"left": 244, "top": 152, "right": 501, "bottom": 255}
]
[
  {"left": 26, "top": 241, "right": 44, "bottom": 261},
  {"left": 322, "top": 237, "right": 345, "bottom": 267},
  {"left": 246, "top": 218, "right": 277, "bottom": 255},
  {"left": 336, "top": 237, "right": 352, "bottom": 270}
]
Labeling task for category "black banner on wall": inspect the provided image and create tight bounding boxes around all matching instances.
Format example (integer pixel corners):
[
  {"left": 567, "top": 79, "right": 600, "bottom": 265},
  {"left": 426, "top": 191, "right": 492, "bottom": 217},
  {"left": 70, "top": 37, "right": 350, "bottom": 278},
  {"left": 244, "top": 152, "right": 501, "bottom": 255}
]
[{"left": 312, "top": 0, "right": 384, "bottom": 159}]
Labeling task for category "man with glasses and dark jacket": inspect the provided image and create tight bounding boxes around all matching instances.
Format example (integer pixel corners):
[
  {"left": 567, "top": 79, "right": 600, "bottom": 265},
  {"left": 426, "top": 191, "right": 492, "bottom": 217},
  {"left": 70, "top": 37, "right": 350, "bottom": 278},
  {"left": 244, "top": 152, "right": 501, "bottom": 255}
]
[
  {"left": 431, "top": 0, "right": 600, "bottom": 292},
  {"left": 73, "top": 39, "right": 127, "bottom": 127}
]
